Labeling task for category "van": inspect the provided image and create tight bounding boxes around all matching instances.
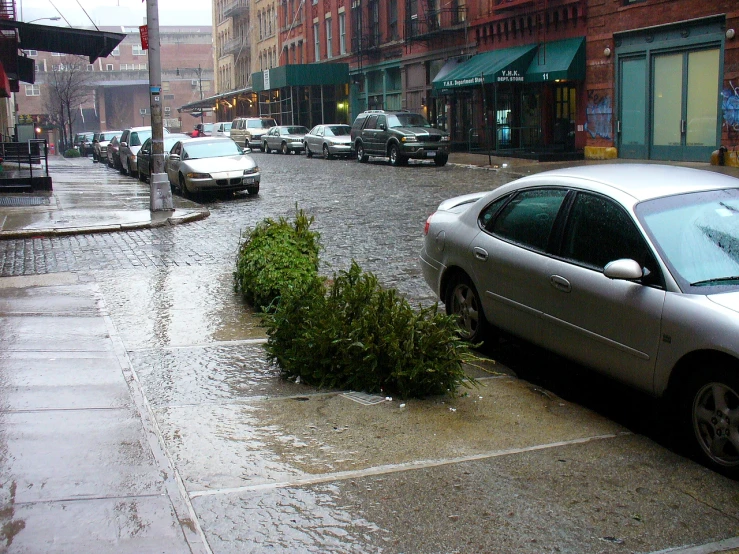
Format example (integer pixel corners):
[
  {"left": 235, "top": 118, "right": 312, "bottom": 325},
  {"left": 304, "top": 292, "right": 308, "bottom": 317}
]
[
  {"left": 230, "top": 117, "right": 277, "bottom": 151},
  {"left": 212, "top": 121, "right": 232, "bottom": 138}
]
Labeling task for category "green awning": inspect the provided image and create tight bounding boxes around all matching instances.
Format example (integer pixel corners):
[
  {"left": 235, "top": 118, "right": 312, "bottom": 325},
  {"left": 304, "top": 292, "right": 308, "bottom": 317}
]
[
  {"left": 525, "top": 37, "right": 585, "bottom": 82},
  {"left": 432, "top": 44, "right": 537, "bottom": 92},
  {"left": 252, "top": 63, "right": 349, "bottom": 92}
]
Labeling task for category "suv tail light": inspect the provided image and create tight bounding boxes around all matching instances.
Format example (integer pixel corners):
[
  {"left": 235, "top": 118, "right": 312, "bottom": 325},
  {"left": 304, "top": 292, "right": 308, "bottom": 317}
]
[{"left": 424, "top": 213, "right": 434, "bottom": 236}]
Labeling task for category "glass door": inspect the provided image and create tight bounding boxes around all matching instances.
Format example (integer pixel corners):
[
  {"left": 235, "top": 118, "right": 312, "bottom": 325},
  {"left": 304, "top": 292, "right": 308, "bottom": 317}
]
[
  {"left": 618, "top": 57, "right": 647, "bottom": 159},
  {"left": 651, "top": 49, "right": 720, "bottom": 161}
]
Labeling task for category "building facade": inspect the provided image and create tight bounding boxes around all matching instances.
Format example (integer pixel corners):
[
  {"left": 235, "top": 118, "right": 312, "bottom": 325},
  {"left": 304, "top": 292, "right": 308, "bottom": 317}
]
[{"left": 18, "top": 25, "right": 214, "bottom": 144}]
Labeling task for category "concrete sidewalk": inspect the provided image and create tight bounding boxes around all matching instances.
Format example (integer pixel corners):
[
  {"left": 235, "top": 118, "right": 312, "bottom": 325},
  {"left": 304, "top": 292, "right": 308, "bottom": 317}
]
[{"left": 0, "top": 155, "right": 210, "bottom": 240}]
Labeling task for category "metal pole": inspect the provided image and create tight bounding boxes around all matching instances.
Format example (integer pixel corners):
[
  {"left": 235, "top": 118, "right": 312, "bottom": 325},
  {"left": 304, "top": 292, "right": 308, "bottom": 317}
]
[
  {"left": 147, "top": 0, "right": 174, "bottom": 211},
  {"left": 198, "top": 64, "right": 204, "bottom": 126}
]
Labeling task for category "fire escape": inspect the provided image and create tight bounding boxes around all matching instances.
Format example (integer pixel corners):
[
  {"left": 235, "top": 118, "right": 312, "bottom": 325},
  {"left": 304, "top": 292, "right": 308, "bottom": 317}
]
[
  {"left": 351, "top": 0, "right": 382, "bottom": 79},
  {"left": 404, "top": 0, "right": 468, "bottom": 51}
]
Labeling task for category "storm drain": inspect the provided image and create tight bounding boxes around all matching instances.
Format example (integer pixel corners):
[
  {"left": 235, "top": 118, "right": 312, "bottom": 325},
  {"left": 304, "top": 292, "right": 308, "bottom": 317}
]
[
  {"left": 0, "top": 196, "right": 50, "bottom": 207},
  {"left": 341, "top": 391, "right": 388, "bottom": 406}
]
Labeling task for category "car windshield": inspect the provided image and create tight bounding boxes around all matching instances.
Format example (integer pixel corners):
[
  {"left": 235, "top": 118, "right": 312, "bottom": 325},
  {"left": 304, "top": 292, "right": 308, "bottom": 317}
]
[
  {"left": 281, "top": 126, "right": 308, "bottom": 135},
  {"left": 636, "top": 188, "right": 739, "bottom": 291},
  {"left": 248, "top": 120, "right": 276, "bottom": 129},
  {"left": 204, "top": 124, "right": 214, "bottom": 132},
  {"left": 325, "top": 125, "right": 350, "bottom": 136},
  {"left": 183, "top": 140, "right": 242, "bottom": 159},
  {"left": 388, "top": 113, "right": 431, "bottom": 128},
  {"left": 130, "top": 131, "right": 151, "bottom": 147}
]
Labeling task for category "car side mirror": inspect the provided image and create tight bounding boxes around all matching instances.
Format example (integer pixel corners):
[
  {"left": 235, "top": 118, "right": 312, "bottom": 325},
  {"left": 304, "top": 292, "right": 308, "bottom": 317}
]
[
  {"left": 604, "top": 259, "right": 644, "bottom": 281},
  {"left": 169, "top": 154, "right": 180, "bottom": 162},
  {"left": 242, "top": 147, "right": 251, "bottom": 154},
  {"left": 120, "top": 142, "right": 128, "bottom": 148},
  {"left": 379, "top": 123, "right": 386, "bottom": 130}
]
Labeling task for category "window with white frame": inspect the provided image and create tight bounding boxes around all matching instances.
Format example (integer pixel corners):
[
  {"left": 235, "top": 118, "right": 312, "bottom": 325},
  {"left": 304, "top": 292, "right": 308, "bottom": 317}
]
[
  {"left": 25, "top": 49, "right": 37, "bottom": 56},
  {"left": 51, "top": 52, "right": 62, "bottom": 56},
  {"left": 162, "top": 81, "right": 170, "bottom": 92},
  {"left": 339, "top": 13, "right": 346, "bottom": 54},
  {"left": 25, "top": 84, "right": 40, "bottom": 96},
  {"left": 112, "top": 47, "right": 120, "bottom": 56},
  {"left": 132, "top": 45, "right": 145, "bottom": 56},
  {"left": 325, "top": 18, "right": 332, "bottom": 59},
  {"left": 106, "top": 64, "right": 114, "bottom": 71},
  {"left": 87, "top": 64, "right": 94, "bottom": 71},
  {"left": 35, "top": 63, "right": 43, "bottom": 73},
  {"left": 138, "top": 63, "right": 147, "bottom": 70},
  {"left": 164, "top": 106, "right": 171, "bottom": 115},
  {"left": 314, "top": 23, "right": 320, "bottom": 61},
  {"left": 51, "top": 64, "right": 60, "bottom": 71}
]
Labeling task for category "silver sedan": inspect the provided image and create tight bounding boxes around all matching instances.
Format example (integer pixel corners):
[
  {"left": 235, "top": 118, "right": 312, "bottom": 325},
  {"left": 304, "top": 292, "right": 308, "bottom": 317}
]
[
  {"left": 304, "top": 124, "right": 352, "bottom": 159},
  {"left": 420, "top": 164, "right": 739, "bottom": 476},
  {"left": 262, "top": 125, "right": 308, "bottom": 154},
  {"left": 165, "top": 137, "right": 260, "bottom": 197}
]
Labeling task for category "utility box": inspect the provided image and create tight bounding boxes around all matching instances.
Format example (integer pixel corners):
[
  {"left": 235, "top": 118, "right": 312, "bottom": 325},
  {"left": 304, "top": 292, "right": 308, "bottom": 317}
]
[{"left": 16, "top": 124, "right": 35, "bottom": 143}]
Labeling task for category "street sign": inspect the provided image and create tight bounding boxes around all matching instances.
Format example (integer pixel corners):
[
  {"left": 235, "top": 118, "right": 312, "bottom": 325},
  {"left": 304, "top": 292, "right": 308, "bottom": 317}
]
[{"left": 139, "top": 25, "right": 149, "bottom": 50}]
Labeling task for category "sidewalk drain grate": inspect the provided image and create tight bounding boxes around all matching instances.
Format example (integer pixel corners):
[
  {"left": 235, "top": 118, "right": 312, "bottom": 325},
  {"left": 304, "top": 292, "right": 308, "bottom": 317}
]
[
  {"left": 341, "top": 392, "right": 388, "bottom": 406},
  {"left": 0, "top": 196, "right": 50, "bottom": 207}
]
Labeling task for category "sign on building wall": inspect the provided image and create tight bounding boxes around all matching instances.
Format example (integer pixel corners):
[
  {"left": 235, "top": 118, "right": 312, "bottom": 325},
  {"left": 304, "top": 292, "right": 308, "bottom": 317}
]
[{"left": 264, "top": 69, "right": 270, "bottom": 90}]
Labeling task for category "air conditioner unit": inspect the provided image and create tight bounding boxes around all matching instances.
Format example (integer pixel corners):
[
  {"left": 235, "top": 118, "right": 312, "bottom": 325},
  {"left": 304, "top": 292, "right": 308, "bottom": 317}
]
[
  {"left": 191, "top": 79, "right": 198, "bottom": 87},
  {"left": 139, "top": 108, "right": 148, "bottom": 115}
]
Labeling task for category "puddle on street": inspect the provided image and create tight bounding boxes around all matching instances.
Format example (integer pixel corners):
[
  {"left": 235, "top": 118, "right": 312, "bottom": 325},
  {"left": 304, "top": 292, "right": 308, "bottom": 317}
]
[{"left": 96, "top": 266, "right": 264, "bottom": 349}]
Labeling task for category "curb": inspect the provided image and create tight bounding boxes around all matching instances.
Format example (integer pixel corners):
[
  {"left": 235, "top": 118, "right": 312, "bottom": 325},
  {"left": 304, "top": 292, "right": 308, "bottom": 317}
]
[{"left": 0, "top": 208, "right": 210, "bottom": 240}]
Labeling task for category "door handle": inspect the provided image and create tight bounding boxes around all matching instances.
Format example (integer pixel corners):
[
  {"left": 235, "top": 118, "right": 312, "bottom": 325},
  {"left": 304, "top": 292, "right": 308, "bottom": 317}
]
[
  {"left": 550, "top": 274, "right": 571, "bottom": 293},
  {"left": 681, "top": 119, "right": 687, "bottom": 134},
  {"left": 473, "top": 247, "right": 488, "bottom": 261}
]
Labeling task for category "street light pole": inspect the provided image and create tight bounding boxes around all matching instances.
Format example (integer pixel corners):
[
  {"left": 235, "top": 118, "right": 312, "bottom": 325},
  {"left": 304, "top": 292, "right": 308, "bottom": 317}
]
[{"left": 146, "top": 0, "right": 174, "bottom": 212}]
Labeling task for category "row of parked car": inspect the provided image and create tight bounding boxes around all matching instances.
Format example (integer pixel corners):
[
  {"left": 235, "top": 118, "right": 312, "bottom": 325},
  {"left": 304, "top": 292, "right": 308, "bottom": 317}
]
[{"left": 87, "top": 126, "right": 260, "bottom": 197}]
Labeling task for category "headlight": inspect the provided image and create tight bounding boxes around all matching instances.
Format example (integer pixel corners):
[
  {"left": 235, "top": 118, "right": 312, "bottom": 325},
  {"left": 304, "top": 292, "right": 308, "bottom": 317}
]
[
  {"left": 243, "top": 167, "right": 259, "bottom": 175},
  {"left": 400, "top": 136, "right": 407, "bottom": 142},
  {"left": 186, "top": 172, "right": 211, "bottom": 179},
  {"left": 440, "top": 135, "right": 450, "bottom": 142}
]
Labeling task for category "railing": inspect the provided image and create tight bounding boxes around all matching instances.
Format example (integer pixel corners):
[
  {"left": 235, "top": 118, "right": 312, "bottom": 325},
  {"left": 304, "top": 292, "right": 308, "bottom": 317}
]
[
  {"left": 0, "top": 0, "right": 15, "bottom": 20},
  {"left": 0, "top": 139, "right": 50, "bottom": 177},
  {"left": 406, "top": 6, "right": 467, "bottom": 40},
  {"left": 223, "top": 0, "right": 249, "bottom": 19},
  {"left": 496, "top": 125, "right": 541, "bottom": 149},
  {"left": 222, "top": 36, "right": 250, "bottom": 57}
]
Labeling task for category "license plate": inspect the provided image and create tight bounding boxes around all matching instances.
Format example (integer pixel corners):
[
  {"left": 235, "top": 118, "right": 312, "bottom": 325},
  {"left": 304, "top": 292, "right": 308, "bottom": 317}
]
[
  {"left": 244, "top": 177, "right": 255, "bottom": 184},
  {"left": 426, "top": 151, "right": 436, "bottom": 157}
]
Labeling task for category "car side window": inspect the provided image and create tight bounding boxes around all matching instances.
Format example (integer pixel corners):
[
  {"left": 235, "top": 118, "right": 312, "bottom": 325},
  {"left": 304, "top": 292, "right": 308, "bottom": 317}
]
[
  {"left": 130, "top": 132, "right": 140, "bottom": 146},
  {"left": 561, "top": 192, "right": 660, "bottom": 281},
  {"left": 491, "top": 188, "right": 568, "bottom": 252},
  {"left": 479, "top": 195, "right": 511, "bottom": 231},
  {"left": 365, "top": 115, "right": 378, "bottom": 130},
  {"left": 377, "top": 115, "right": 387, "bottom": 130}
]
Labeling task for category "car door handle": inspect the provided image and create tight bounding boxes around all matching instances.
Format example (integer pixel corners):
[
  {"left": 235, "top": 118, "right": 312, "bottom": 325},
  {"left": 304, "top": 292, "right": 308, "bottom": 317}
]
[
  {"left": 473, "top": 247, "right": 488, "bottom": 261},
  {"left": 550, "top": 274, "right": 571, "bottom": 293}
]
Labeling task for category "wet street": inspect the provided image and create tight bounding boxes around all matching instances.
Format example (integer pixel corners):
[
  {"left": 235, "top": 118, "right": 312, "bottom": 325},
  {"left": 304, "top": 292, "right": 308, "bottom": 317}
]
[{"left": 2, "top": 155, "right": 739, "bottom": 553}]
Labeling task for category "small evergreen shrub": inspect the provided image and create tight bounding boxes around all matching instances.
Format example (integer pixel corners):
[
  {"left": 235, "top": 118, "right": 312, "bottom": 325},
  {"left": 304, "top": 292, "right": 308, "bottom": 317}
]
[
  {"left": 64, "top": 148, "right": 81, "bottom": 158},
  {"left": 262, "top": 261, "right": 475, "bottom": 399},
  {"left": 234, "top": 207, "right": 322, "bottom": 311}
]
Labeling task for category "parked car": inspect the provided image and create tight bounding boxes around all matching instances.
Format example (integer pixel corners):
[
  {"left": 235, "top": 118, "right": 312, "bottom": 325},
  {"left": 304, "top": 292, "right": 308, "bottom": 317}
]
[
  {"left": 136, "top": 133, "right": 189, "bottom": 182},
  {"left": 304, "top": 124, "right": 352, "bottom": 159},
  {"left": 92, "top": 130, "right": 122, "bottom": 163},
  {"left": 118, "top": 126, "right": 169, "bottom": 177},
  {"left": 229, "top": 117, "right": 277, "bottom": 150},
  {"left": 74, "top": 132, "right": 95, "bottom": 156},
  {"left": 351, "top": 109, "right": 450, "bottom": 166},
  {"left": 212, "top": 121, "right": 232, "bottom": 137},
  {"left": 262, "top": 125, "right": 308, "bottom": 154},
  {"left": 420, "top": 164, "right": 739, "bottom": 476},
  {"left": 165, "top": 136, "right": 260, "bottom": 197},
  {"left": 106, "top": 135, "right": 122, "bottom": 170}
]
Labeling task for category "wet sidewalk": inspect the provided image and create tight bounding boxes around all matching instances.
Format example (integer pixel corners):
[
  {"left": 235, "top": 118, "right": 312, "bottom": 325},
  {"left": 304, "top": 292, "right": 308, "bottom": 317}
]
[{"left": 0, "top": 156, "right": 210, "bottom": 240}]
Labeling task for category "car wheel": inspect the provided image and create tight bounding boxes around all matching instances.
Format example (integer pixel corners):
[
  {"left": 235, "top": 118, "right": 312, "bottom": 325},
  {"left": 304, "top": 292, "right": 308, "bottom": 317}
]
[
  {"left": 679, "top": 364, "right": 739, "bottom": 477},
  {"left": 389, "top": 144, "right": 406, "bottom": 166},
  {"left": 445, "top": 273, "right": 489, "bottom": 344},
  {"left": 281, "top": 142, "right": 289, "bottom": 155},
  {"left": 263, "top": 141, "right": 270, "bottom": 153},
  {"left": 356, "top": 143, "right": 368, "bottom": 163},
  {"left": 247, "top": 185, "right": 259, "bottom": 195},
  {"left": 128, "top": 160, "right": 137, "bottom": 178},
  {"left": 119, "top": 160, "right": 127, "bottom": 175},
  {"left": 138, "top": 167, "right": 146, "bottom": 182},
  {"left": 323, "top": 144, "right": 333, "bottom": 160},
  {"left": 92, "top": 153, "right": 98, "bottom": 163},
  {"left": 434, "top": 154, "right": 449, "bottom": 167},
  {"left": 306, "top": 144, "right": 313, "bottom": 158},
  {"left": 179, "top": 174, "right": 190, "bottom": 199}
]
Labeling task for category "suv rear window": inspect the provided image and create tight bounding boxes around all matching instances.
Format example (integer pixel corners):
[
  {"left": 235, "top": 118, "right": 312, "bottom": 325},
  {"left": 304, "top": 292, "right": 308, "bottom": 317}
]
[{"left": 248, "top": 119, "right": 276, "bottom": 129}]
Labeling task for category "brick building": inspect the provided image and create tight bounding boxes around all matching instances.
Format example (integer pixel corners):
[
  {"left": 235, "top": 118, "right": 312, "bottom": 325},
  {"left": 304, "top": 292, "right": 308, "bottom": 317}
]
[{"left": 18, "top": 25, "right": 214, "bottom": 144}]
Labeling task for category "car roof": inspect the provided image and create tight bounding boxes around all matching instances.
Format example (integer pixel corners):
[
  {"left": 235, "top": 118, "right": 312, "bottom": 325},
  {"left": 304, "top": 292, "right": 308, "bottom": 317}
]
[
  {"left": 517, "top": 164, "right": 739, "bottom": 202},
  {"left": 181, "top": 136, "right": 237, "bottom": 145}
]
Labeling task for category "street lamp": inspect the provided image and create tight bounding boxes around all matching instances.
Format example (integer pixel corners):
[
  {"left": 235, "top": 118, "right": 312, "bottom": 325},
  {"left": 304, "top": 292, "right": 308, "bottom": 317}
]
[
  {"left": 26, "top": 16, "right": 61, "bottom": 23},
  {"left": 176, "top": 64, "right": 204, "bottom": 126}
]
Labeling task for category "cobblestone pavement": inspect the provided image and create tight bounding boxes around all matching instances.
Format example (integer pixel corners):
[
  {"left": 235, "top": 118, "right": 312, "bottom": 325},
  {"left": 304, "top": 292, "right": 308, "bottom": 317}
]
[{"left": 0, "top": 154, "right": 513, "bottom": 304}]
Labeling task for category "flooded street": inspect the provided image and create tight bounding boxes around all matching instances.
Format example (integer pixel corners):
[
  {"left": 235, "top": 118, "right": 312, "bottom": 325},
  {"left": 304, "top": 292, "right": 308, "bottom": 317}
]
[{"left": 2, "top": 156, "right": 739, "bottom": 552}]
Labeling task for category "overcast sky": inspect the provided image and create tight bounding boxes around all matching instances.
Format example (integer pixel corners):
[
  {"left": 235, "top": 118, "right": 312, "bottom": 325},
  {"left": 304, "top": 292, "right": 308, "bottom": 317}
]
[{"left": 18, "top": 0, "right": 212, "bottom": 27}]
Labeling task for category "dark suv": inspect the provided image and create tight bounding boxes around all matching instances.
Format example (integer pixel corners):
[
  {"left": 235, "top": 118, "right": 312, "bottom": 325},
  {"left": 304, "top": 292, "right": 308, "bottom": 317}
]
[{"left": 350, "top": 110, "right": 450, "bottom": 166}]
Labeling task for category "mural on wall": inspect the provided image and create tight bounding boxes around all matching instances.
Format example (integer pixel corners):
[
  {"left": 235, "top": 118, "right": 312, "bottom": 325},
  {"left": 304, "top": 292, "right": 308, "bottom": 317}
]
[
  {"left": 723, "top": 82, "right": 739, "bottom": 133},
  {"left": 585, "top": 90, "right": 612, "bottom": 140}
]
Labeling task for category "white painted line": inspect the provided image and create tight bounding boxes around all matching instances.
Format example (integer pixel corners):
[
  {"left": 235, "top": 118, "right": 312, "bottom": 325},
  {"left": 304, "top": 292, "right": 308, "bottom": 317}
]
[
  {"left": 189, "top": 432, "right": 627, "bottom": 499},
  {"left": 647, "top": 536, "right": 739, "bottom": 553}
]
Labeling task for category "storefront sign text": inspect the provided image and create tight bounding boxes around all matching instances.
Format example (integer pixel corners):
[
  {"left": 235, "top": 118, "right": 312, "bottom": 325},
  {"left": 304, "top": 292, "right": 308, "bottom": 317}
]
[
  {"left": 443, "top": 76, "right": 483, "bottom": 88},
  {"left": 497, "top": 70, "right": 524, "bottom": 83}
]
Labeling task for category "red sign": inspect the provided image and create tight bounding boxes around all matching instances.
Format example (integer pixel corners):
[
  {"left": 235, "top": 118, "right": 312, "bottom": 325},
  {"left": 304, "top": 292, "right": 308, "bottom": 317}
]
[{"left": 139, "top": 25, "right": 149, "bottom": 50}]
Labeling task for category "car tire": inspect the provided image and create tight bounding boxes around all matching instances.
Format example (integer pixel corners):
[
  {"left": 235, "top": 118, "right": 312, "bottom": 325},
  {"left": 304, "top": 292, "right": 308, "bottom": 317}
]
[
  {"left": 281, "top": 142, "right": 289, "bottom": 155},
  {"left": 179, "top": 174, "right": 190, "bottom": 199},
  {"left": 138, "top": 167, "right": 146, "bottom": 182},
  {"left": 263, "top": 141, "right": 270, "bottom": 153},
  {"left": 306, "top": 144, "right": 313, "bottom": 158},
  {"left": 434, "top": 154, "right": 449, "bottom": 167},
  {"left": 247, "top": 185, "right": 259, "bottom": 195},
  {"left": 389, "top": 144, "right": 406, "bottom": 166},
  {"left": 119, "top": 160, "right": 127, "bottom": 175},
  {"left": 128, "top": 160, "right": 137, "bottom": 178},
  {"left": 356, "top": 143, "right": 368, "bottom": 163},
  {"left": 444, "top": 273, "right": 490, "bottom": 345},
  {"left": 678, "top": 363, "right": 739, "bottom": 477},
  {"left": 323, "top": 144, "right": 333, "bottom": 160}
]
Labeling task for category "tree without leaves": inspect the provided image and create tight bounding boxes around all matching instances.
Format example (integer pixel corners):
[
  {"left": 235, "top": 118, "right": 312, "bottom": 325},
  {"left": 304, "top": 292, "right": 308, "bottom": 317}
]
[{"left": 42, "top": 56, "right": 92, "bottom": 149}]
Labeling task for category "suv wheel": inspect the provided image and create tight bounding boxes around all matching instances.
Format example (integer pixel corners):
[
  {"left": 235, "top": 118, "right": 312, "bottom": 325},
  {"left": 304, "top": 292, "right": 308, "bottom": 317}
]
[
  {"left": 356, "top": 143, "right": 368, "bottom": 163},
  {"left": 434, "top": 154, "right": 449, "bottom": 167},
  {"left": 389, "top": 144, "right": 406, "bottom": 166}
]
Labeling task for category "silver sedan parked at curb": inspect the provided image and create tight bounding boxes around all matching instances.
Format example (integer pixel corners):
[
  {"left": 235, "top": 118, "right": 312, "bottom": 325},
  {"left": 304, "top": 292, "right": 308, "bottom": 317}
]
[
  {"left": 420, "top": 164, "right": 739, "bottom": 477},
  {"left": 262, "top": 125, "right": 309, "bottom": 154},
  {"left": 304, "top": 124, "right": 352, "bottom": 159},
  {"left": 165, "top": 137, "right": 260, "bottom": 198}
]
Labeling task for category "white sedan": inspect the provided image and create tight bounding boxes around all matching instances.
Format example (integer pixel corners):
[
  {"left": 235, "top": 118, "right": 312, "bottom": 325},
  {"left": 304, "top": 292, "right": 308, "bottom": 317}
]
[
  {"left": 165, "top": 137, "right": 260, "bottom": 197},
  {"left": 304, "top": 124, "right": 352, "bottom": 159}
]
